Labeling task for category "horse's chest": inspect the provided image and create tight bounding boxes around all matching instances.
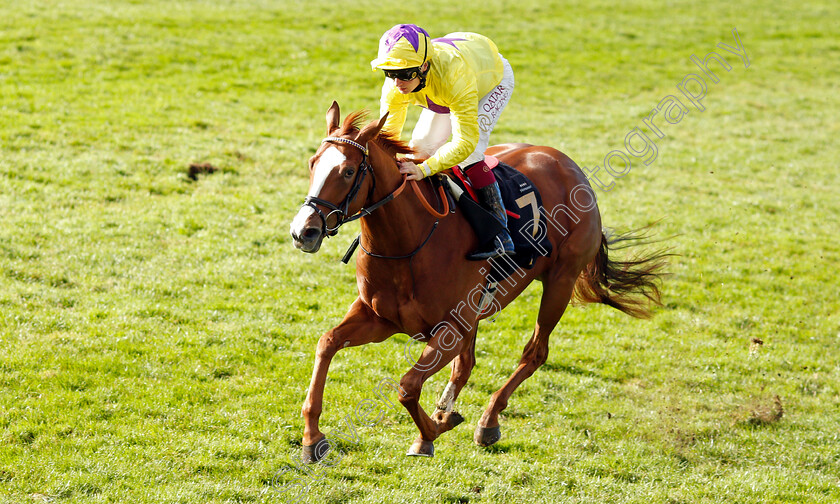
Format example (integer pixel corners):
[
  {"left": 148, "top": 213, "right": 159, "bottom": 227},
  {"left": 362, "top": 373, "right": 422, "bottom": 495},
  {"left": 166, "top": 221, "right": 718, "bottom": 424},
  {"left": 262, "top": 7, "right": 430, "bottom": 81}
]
[{"left": 358, "top": 273, "right": 420, "bottom": 327}]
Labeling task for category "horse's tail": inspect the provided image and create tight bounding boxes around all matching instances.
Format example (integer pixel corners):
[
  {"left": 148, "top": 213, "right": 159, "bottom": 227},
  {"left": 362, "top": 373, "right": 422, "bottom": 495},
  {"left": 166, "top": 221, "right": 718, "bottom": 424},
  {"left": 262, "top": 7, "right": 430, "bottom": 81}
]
[{"left": 573, "top": 227, "right": 671, "bottom": 319}]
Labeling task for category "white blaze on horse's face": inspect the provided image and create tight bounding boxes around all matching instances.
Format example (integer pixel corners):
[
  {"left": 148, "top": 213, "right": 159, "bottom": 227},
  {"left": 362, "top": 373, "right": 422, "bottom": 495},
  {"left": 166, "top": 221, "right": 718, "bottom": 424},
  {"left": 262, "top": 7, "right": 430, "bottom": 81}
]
[
  {"left": 290, "top": 145, "right": 347, "bottom": 252},
  {"left": 308, "top": 146, "right": 346, "bottom": 198}
]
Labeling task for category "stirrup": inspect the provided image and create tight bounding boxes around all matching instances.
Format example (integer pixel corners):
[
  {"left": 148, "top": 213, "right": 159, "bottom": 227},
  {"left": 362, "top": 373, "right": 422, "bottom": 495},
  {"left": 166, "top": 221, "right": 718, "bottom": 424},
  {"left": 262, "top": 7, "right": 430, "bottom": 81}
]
[{"left": 467, "top": 234, "right": 516, "bottom": 261}]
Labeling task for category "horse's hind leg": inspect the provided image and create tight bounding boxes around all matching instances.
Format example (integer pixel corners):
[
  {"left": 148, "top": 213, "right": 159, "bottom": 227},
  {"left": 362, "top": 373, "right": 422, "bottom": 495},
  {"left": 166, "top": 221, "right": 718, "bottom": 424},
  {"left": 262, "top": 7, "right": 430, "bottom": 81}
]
[{"left": 475, "top": 273, "right": 578, "bottom": 447}]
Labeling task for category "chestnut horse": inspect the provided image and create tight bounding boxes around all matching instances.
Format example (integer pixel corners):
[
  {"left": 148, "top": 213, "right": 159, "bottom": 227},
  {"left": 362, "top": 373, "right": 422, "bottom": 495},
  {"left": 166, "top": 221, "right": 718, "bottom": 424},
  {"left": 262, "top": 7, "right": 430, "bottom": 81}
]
[{"left": 289, "top": 102, "right": 666, "bottom": 459}]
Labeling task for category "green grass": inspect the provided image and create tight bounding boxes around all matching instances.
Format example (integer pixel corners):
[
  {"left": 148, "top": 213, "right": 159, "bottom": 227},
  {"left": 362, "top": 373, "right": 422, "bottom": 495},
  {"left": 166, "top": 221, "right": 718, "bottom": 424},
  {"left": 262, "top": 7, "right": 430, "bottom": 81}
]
[{"left": 2, "top": 0, "right": 839, "bottom": 503}]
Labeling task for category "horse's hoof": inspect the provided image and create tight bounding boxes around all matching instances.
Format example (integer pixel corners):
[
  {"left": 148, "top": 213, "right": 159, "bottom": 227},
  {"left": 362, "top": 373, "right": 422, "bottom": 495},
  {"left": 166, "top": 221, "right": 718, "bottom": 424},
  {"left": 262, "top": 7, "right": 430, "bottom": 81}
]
[
  {"left": 301, "top": 436, "right": 329, "bottom": 463},
  {"left": 474, "top": 425, "right": 501, "bottom": 447},
  {"left": 406, "top": 437, "right": 435, "bottom": 457}
]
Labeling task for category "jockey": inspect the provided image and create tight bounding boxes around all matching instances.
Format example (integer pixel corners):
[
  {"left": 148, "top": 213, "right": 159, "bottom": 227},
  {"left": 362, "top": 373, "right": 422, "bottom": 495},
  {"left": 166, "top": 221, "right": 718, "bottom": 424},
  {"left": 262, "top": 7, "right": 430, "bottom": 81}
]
[{"left": 371, "top": 24, "right": 516, "bottom": 260}]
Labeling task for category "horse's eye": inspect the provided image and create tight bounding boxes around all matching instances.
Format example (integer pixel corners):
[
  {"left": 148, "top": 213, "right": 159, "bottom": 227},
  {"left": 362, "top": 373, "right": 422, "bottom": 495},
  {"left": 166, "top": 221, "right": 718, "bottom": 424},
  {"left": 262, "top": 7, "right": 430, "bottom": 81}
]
[{"left": 344, "top": 168, "right": 355, "bottom": 178}]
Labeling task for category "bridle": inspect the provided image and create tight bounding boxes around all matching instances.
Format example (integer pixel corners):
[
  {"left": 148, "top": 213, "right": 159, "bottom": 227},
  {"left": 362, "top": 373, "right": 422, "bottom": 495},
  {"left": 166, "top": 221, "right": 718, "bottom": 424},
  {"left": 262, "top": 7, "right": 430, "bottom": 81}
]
[{"left": 302, "top": 136, "right": 407, "bottom": 237}]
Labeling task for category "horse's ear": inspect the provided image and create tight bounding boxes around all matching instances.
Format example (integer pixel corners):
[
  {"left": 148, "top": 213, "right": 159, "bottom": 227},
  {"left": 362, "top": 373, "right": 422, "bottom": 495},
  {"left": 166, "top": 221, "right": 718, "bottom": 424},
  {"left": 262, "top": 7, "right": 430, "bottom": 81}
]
[
  {"left": 356, "top": 112, "right": 389, "bottom": 145},
  {"left": 326, "top": 101, "right": 340, "bottom": 135}
]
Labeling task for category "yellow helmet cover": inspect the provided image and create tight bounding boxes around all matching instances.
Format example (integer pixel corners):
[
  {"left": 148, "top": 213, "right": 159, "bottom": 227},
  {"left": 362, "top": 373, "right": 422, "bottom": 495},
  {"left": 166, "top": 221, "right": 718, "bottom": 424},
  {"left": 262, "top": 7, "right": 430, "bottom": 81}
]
[{"left": 370, "top": 24, "right": 432, "bottom": 70}]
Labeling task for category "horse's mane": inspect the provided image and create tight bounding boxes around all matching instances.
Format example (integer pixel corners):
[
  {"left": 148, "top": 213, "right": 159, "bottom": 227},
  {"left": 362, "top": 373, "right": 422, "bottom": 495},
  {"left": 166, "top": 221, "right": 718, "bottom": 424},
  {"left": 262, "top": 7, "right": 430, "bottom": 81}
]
[{"left": 340, "top": 110, "right": 415, "bottom": 158}]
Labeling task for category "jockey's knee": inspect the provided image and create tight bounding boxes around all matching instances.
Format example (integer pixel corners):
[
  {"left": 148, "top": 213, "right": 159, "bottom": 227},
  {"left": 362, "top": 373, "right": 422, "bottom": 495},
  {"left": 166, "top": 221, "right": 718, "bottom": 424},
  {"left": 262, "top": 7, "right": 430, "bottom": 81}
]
[
  {"left": 464, "top": 159, "right": 496, "bottom": 189},
  {"left": 407, "top": 143, "right": 434, "bottom": 160}
]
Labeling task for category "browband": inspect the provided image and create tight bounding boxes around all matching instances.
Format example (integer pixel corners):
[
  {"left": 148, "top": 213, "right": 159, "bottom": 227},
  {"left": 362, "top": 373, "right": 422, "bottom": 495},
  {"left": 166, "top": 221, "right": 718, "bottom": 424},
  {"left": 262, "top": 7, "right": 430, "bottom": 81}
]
[{"left": 322, "top": 137, "right": 368, "bottom": 156}]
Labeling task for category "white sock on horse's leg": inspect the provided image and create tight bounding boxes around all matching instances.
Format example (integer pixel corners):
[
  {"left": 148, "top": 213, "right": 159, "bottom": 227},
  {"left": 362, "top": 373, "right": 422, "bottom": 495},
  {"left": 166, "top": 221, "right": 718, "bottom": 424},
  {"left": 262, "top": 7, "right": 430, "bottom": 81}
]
[{"left": 436, "top": 382, "right": 457, "bottom": 412}]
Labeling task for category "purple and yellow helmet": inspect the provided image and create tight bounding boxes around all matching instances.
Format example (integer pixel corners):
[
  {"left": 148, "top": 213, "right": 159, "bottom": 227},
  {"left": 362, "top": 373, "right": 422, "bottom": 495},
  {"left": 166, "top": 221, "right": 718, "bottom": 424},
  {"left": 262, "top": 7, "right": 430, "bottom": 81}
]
[{"left": 370, "top": 24, "right": 432, "bottom": 70}]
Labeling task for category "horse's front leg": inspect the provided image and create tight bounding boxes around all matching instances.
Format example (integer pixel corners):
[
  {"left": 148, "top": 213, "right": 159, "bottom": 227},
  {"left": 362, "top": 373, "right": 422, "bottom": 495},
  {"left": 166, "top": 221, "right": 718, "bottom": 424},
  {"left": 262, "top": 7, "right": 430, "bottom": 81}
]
[
  {"left": 399, "top": 319, "right": 469, "bottom": 457},
  {"left": 301, "top": 297, "right": 397, "bottom": 463},
  {"left": 432, "top": 329, "right": 476, "bottom": 421}
]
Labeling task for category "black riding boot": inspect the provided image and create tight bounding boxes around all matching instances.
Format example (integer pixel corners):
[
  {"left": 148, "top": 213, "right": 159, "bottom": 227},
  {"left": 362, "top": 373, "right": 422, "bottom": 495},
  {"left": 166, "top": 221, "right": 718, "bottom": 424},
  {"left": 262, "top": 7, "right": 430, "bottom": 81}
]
[{"left": 467, "top": 181, "right": 516, "bottom": 260}]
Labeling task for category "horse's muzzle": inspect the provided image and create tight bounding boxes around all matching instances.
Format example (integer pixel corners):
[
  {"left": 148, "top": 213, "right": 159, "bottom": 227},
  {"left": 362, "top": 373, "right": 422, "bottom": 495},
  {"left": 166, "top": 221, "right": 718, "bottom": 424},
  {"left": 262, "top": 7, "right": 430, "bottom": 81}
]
[
  {"left": 290, "top": 207, "right": 324, "bottom": 253},
  {"left": 292, "top": 227, "right": 323, "bottom": 253}
]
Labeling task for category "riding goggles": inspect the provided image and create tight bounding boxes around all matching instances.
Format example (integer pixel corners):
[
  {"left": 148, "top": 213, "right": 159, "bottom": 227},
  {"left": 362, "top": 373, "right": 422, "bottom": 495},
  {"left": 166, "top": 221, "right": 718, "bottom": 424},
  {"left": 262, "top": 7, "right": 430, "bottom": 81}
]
[{"left": 383, "top": 67, "right": 421, "bottom": 81}]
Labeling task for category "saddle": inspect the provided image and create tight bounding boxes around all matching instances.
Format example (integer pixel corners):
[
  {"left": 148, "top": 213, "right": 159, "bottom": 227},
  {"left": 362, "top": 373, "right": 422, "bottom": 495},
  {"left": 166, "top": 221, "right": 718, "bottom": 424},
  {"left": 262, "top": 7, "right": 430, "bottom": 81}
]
[{"left": 441, "top": 156, "right": 553, "bottom": 280}]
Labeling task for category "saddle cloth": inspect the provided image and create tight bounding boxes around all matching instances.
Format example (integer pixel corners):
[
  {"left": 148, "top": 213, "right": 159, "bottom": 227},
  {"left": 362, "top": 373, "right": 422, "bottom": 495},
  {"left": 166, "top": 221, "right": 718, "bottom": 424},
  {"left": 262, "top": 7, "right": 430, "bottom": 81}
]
[{"left": 445, "top": 156, "right": 553, "bottom": 280}]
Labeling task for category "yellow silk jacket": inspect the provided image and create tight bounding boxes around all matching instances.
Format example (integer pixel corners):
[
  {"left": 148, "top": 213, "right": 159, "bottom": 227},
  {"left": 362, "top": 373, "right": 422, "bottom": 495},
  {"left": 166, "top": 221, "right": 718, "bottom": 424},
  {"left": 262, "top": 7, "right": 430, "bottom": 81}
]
[{"left": 378, "top": 32, "right": 505, "bottom": 175}]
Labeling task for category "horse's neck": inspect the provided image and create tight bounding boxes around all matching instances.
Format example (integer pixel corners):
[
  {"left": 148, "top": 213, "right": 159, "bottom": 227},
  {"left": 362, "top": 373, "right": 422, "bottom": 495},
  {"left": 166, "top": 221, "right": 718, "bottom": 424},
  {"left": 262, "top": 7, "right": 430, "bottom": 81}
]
[{"left": 360, "top": 147, "right": 430, "bottom": 257}]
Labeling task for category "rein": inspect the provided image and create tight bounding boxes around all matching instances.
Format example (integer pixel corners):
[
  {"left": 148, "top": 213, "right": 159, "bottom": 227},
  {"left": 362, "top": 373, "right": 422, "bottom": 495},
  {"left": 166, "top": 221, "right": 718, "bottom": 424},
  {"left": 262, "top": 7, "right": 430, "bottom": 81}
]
[{"left": 411, "top": 176, "right": 450, "bottom": 218}]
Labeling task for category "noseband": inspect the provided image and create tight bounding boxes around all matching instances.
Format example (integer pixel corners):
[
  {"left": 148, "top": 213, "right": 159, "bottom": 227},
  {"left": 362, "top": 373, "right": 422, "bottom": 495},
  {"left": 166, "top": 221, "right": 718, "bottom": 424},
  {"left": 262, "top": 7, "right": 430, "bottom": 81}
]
[{"left": 302, "top": 136, "right": 407, "bottom": 237}]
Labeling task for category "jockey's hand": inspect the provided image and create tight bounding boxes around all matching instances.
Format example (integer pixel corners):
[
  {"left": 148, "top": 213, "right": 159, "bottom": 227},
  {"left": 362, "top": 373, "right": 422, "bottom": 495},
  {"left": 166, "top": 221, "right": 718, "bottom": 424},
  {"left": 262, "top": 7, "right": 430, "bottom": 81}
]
[{"left": 398, "top": 160, "right": 424, "bottom": 181}]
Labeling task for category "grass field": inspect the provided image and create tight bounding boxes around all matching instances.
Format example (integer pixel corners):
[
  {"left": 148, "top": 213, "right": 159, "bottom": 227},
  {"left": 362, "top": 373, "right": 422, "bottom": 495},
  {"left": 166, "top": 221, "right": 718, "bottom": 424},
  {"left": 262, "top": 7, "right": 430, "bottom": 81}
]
[{"left": 1, "top": 0, "right": 839, "bottom": 503}]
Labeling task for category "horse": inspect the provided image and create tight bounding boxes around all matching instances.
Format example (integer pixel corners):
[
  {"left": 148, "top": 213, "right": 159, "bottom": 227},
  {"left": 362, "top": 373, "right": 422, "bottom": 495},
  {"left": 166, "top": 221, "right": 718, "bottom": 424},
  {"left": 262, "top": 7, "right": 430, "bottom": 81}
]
[{"left": 289, "top": 101, "right": 667, "bottom": 460}]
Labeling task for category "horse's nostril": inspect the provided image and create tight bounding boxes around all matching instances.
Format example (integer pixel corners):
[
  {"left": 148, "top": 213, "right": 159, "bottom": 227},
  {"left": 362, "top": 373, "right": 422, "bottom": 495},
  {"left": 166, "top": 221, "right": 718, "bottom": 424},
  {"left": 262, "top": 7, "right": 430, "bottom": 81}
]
[{"left": 302, "top": 228, "right": 321, "bottom": 241}]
